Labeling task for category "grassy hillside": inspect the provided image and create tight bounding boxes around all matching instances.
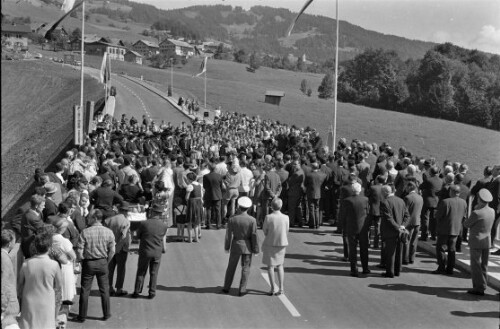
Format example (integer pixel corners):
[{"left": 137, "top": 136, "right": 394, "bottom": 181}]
[
  {"left": 78, "top": 53, "right": 499, "bottom": 181},
  {"left": 1, "top": 60, "right": 103, "bottom": 212}
]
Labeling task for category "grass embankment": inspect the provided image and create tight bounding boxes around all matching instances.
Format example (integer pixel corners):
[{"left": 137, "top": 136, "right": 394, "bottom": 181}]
[{"left": 1, "top": 60, "right": 103, "bottom": 213}]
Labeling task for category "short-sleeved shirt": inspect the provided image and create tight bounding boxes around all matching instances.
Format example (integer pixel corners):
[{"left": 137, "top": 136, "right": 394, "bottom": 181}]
[{"left": 77, "top": 224, "right": 115, "bottom": 260}]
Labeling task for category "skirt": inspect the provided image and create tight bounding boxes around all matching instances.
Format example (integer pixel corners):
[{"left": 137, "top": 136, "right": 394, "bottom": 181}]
[
  {"left": 262, "top": 245, "right": 287, "bottom": 266},
  {"left": 186, "top": 198, "right": 203, "bottom": 226}
]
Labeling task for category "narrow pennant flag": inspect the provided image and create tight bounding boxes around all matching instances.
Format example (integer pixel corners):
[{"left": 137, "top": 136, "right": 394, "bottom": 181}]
[
  {"left": 194, "top": 56, "right": 207, "bottom": 77},
  {"left": 286, "top": 0, "right": 314, "bottom": 37},
  {"left": 100, "top": 52, "right": 111, "bottom": 84},
  {"left": 194, "top": 45, "right": 202, "bottom": 56},
  {"left": 39, "top": 0, "right": 83, "bottom": 41}
]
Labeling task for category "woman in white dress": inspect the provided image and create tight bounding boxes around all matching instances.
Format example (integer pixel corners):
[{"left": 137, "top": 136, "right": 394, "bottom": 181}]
[
  {"left": 155, "top": 159, "right": 175, "bottom": 225},
  {"left": 51, "top": 220, "right": 77, "bottom": 304}
]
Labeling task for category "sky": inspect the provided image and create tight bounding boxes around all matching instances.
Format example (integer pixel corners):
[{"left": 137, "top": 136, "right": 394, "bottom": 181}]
[{"left": 138, "top": 0, "right": 500, "bottom": 54}]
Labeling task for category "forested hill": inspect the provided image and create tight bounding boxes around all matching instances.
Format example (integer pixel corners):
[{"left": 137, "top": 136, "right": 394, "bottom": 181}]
[{"left": 93, "top": 1, "right": 436, "bottom": 62}]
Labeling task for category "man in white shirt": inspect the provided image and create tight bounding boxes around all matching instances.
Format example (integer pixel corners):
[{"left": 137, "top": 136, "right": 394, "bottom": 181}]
[{"left": 239, "top": 160, "right": 255, "bottom": 197}]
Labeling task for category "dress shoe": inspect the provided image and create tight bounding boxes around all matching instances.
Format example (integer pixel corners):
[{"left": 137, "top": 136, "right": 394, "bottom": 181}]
[
  {"left": 394, "top": 273, "right": 400, "bottom": 277},
  {"left": 102, "top": 314, "right": 111, "bottom": 321},
  {"left": 275, "top": 290, "right": 284, "bottom": 296},
  {"left": 115, "top": 289, "right": 128, "bottom": 297},
  {"left": 341, "top": 257, "right": 349, "bottom": 262},
  {"left": 491, "top": 249, "right": 500, "bottom": 255},
  {"left": 431, "top": 269, "right": 445, "bottom": 275},
  {"left": 362, "top": 269, "right": 371, "bottom": 274},
  {"left": 350, "top": 271, "right": 359, "bottom": 277},
  {"left": 109, "top": 289, "right": 116, "bottom": 296},
  {"left": 430, "top": 236, "right": 437, "bottom": 241},
  {"left": 205, "top": 226, "right": 211, "bottom": 230},
  {"left": 148, "top": 294, "right": 156, "bottom": 299},
  {"left": 467, "top": 290, "right": 485, "bottom": 296},
  {"left": 221, "top": 289, "right": 229, "bottom": 294},
  {"left": 131, "top": 292, "right": 140, "bottom": 298},
  {"left": 381, "top": 273, "right": 394, "bottom": 278},
  {"left": 73, "top": 316, "right": 85, "bottom": 323}
]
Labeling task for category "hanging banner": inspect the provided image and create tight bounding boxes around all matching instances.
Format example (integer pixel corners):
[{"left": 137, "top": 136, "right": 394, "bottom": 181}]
[
  {"left": 85, "top": 101, "right": 94, "bottom": 134},
  {"left": 74, "top": 104, "right": 84, "bottom": 145}
]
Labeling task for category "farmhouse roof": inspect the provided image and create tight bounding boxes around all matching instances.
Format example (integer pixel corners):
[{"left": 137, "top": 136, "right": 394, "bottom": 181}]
[
  {"left": 125, "top": 50, "right": 143, "bottom": 57},
  {"left": 1, "top": 24, "right": 32, "bottom": 33},
  {"left": 265, "top": 90, "right": 285, "bottom": 97},
  {"left": 134, "top": 39, "right": 159, "bottom": 48},
  {"left": 161, "top": 38, "right": 193, "bottom": 49},
  {"left": 84, "top": 34, "right": 126, "bottom": 48}
]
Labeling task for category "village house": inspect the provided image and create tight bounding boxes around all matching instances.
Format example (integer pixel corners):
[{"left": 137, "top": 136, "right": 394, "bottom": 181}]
[
  {"left": 73, "top": 35, "right": 126, "bottom": 60},
  {"left": 1, "top": 23, "right": 31, "bottom": 50},
  {"left": 159, "top": 38, "right": 194, "bottom": 58},
  {"left": 132, "top": 39, "right": 159, "bottom": 57},
  {"left": 124, "top": 50, "right": 143, "bottom": 65}
]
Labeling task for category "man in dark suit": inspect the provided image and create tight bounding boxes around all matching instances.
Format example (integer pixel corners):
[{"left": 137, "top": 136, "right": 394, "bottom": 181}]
[
  {"left": 89, "top": 179, "right": 124, "bottom": 219},
  {"left": 337, "top": 174, "right": 357, "bottom": 261},
  {"left": 419, "top": 166, "right": 443, "bottom": 241},
  {"left": 403, "top": 182, "right": 423, "bottom": 264},
  {"left": 42, "top": 182, "right": 58, "bottom": 220},
  {"left": 20, "top": 195, "right": 46, "bottom": 258},
  {"left": 368, "top": 175, "right": 385, "bottom": 249},
  {"left": 487, "top": 165, "right": 500, "bottom": 255},
  {"left": 454, "top": 173, "right": 471, "bottom": 250},
  {"left": 203, "top": 163, "right": 224, "bottom": 229},
  {"left": 305, "top": 162, "right": 327, "bottom": 228},
  {"left": 132, "top": 204, "right": 169, "bottom": 299},
  {"left": 260, "top": 162, "right": 282, "bottom": 227},
  {"left": 470, "top": 166, "right": 493, "bottom": 210},
  {"left": 464, "top": 189, "right": 495, "bottom": 296},
  {"left": 380, "top": 185, "right": 409, "bottom": 278},
  {"left": 433, "top": 185, "right": 467, "bottom": 275},
  {"left": 222, "top": 197, "right": 259, "bottom": 296},
  {"left": 339, "top": 182, "right": 370, "bottom": 276},
  {"left": 287, "top": 163, "right": 305, "bottom": 227}
]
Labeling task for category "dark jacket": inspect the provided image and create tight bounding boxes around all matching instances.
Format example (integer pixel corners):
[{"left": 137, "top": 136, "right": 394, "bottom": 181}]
[
  {"left": 339, "top": 195, "right": 370, "bottom": 235},
  {"left": 305, "top": 170, "right": 327, "bottom": 200},
  {"left": 137, "top": 216, "right": 169, "bottom": 258},
  {"left": 404, "top": 191, "right": 423, "bottom": 227},
  {"left": 203, "top": 171, "right": 223, "bottom": 201},
  {"left": 380, "top": 195, "right": 410, "bottom": 239},
  {"left": 420, "top": 176, "right": 443, "bottom": 208},
  {"left": 435, "top": 196, "right": 467, "bottom": 236},
  {"left": 224, "top": 212, "right": 259, "bottom": 254}
]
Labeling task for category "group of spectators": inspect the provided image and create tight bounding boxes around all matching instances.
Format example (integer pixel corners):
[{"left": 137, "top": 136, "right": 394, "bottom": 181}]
[{"left": 2, "top": 109, "right": 500, "bottom": 328}]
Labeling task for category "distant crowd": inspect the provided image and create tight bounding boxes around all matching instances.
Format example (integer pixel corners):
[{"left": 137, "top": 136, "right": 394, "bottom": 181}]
[{"left": 2, "top": 109, "right": 499, "bottom": 328}]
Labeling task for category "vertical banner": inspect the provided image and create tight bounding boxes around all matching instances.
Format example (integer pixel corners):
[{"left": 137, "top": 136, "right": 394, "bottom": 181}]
[
  {"left": 85, "top": 101, "right": 94, "bottom": 134},
  {"left": 74, "top": 105, "right": 84, "bottom": 145}
]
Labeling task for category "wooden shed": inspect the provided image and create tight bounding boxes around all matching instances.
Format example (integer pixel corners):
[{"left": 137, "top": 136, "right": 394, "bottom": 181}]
[{"left": 265, "top": 90, "right": 285, "bottom": 106}]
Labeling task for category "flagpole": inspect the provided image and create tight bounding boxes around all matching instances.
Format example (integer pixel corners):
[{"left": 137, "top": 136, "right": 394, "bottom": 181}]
[
  {"left": 332, "top": 0, "right": 339, "bottom": 152},
  {"left": 204, "top": 70, "right": 207, "bottom": 109},
  {"left": 80, "top": 0, "right": 85, "bottom": 111}
]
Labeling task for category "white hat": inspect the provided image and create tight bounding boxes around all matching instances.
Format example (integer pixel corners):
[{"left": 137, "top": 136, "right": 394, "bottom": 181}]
[
  {"left": 238, "top": 196, "right": 252, "bottom": 208},
  {"left": 352, "top": 182, "right": 362, "bottom": 195}
]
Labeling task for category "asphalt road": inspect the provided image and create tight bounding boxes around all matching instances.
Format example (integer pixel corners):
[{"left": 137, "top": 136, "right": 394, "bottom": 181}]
[{"left": 68, "top": 227, "right": 499, "bottom": 329}]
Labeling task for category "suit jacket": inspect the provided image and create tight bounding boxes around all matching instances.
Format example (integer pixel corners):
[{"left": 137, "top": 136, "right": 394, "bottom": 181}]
[
  {"left": 263, "top": 170, "right": 282, "bottom": 200},
  {"left": 339, "top": 194, "right": 370, "bottom": 235},
  {"left": 380, "top": 195, "right": 410, "bottom": 239},
  {"left": 71, "top": 207, "right": 87, "bottom": 233},
  {"left": 42, "top": 198, "right": 58, "bottom": 221},
  {"left": 203, "top": 171, "right": 223, "bottom": 201},
  {"left": 420, "top": 175, "right": 443, "bottom": 208},
  {"left": 367, "top": 184, "right": 383, "bottom": 216},
  {"left": 90, "top": 186, "right": 124, "bottom": 211},
  {"left": 287, "top": 168, "right": 305, "bottom": 197},
  {"left": 435, "top": 197, "right": 467, "bottom": 236},
  {"left": 471, "top": 177, "right": 492, "bottom": 209},
  {"left": 225, "top": 212, "right": 259, "bottom": 254},
  {"left": 20, "top": 210, "right": 44, "bottom": 257},
  {"left": 464, "top": 205, "right": 495, "bottom": 249},
  {"left": 262, "top": 211, "right": 289, "bottom": 247},
  {"left": 137, "top": 216, "right": 168, "bottom": 258},
  {"left": 305, "top": 170, "right": 327, "bottom": 199},
  {"left": 141, "top": 166, "right": 159, "bottom": 184},
  {"left": 488, "top": 176, "right": 500, "bottom": 216},
  {"left": 404, "top": 191, "right": 423, "bottom": 227}
]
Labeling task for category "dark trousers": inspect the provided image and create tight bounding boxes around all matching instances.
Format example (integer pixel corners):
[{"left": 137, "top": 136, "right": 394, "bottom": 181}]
[
  {"left": 207, "top": 200, "right": 221, "bottom": 227},
  {"left": 436, "top": 235, "right": 458, "bottom": 273},
  {"left": 370, "top": 215, "right": 381, "bottom": 248},
  {"left": 108, "top": 250, "right": 128, "bottom": 290},
  {"left": 287, "top": 193, "right": 303, "bottom": 226},
  {"left": 420, "top": 206, "right": 437, "bottom": 238},
  {"left": 342, "top": 234, "right": 349, "bottom": 259},
  {"left": 347, "top": 232, "right": 369, "bottom": 272},
  {"left": 223, "top": 253, "right": 252, "bottom": 294},
  {"left": 134, "top": 254, "right": 161, "bottom": 295},
  {"left": 308, "top": 198, "right": 321, "bottom": 228},
  {"left": 79, "top": 259, "right": 110, "bottom": 318},
  {"left": 384, "top": 237, "right": 402, "bottom": 276},
  {"left": 301, "top": 194, "right": 309, "bottom": 224},
  {"left": 403, "top": 225, "right": 420, "bottom": 263}
]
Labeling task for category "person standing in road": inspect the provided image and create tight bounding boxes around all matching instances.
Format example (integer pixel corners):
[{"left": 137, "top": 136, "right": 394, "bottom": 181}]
[
  {"left": 403, "top": 182, "right": 423, "bottom": 265},
  {"left": 262, "top": 198, "right": 289, "bottom": 295},
  {"left": 419, "top": 166, "right": 442, "bottom": 241},
  {"left": 380, "top": 185, "right": 409, "bottom": 278},
  {"left": 222, "top": 197, "right": 259, "bottom": 296},
  {"left": 105, "top": 201, "right": 131, "bottom": 297},
  {"left": 305, "top": 162, "right": 327, "bottom": 229},
  {"left": 464, "top": 189, "right": 495, "bottom": 296},
  {"left": 132, "top": 204, "right": 169, "bottom": 299},
  {"left": 203, "top": 163, "right": 224, "bottom": 229},
  {"left": 432, "top": 185, "right": 467, "bottom": 275},
  {"left": 75, "top": 209, "right": 115, "bottom": 323}
]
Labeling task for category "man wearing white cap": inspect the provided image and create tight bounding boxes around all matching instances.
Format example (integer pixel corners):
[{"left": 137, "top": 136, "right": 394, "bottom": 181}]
[
  {"left": 222, "top": 196, "right": 259, "bottom": 296},
  {"left": 464, "top": 188, "right": 495, "bottom": 296}
]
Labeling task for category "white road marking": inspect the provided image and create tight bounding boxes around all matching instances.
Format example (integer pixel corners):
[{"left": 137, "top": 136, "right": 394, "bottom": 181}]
[
  {"left": 260, "top": 272, "right": 301, "bottom": 317},
  {"left": 460, "top": 259, "right": 500, "bottom": 267},
  {"left": 115, "top": 79, "right": 150, "bottom": 118}
]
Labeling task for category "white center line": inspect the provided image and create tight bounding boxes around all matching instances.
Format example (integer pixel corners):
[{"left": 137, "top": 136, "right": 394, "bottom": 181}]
[{"left": 260, "top": 272, "right": 301, "bottom": 317}]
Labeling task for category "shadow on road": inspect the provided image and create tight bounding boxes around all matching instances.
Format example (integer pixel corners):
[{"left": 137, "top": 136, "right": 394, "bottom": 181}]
[
  {"left": 155, "top": 285, "right": 224, "bottom": 294},
  {"left": 368, "top": 283, "right": 499, "bottom": 301},
  {"left": 304, "top": 241, "right": 343, "bottom": 246},
  {"left": 450, "top": 310, "right": 500, "bottom": 318},
  {"left": 285, "top": 266, "right": 349, "bottom": 276}
]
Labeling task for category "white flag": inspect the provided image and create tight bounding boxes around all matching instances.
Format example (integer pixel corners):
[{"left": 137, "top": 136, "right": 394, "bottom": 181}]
[
  {"left": 286, "top": 0, "right": 314, "bottom": 37},
  {"left": 61, "top": 0, "right": 76, "bottom": 13},
  {"left": 100, "top": 52, "right": 111, "bottom": 84},
  {"left": 194, "top": 57, "right": 207, "bottom": 77}
]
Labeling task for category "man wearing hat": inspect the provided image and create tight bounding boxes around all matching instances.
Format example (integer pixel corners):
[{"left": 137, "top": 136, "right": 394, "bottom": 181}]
[
  {"left": 222, "top": 196, "right": 259, "bottom": 296},
  {"left": 105, "top": 201, "right": 132, "bottom": 297},
  {"left": 42, "top": 182, "right": 59, "bottom": 220},
  {"left": 464, "top": 189, "right": 495, "bottom": 296},
  {"left": 132, "top": 203, "right": 169, "bottom": 299}
]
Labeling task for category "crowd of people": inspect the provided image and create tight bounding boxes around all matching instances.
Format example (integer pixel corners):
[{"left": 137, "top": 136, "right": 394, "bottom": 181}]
[{"left": 1, "top": 109, "right": 500, "bottom": 328}]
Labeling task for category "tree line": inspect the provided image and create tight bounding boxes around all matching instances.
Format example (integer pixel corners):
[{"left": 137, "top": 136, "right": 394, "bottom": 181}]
[{"left": 316, "top": 43, "right": 500, "bottom": 130}]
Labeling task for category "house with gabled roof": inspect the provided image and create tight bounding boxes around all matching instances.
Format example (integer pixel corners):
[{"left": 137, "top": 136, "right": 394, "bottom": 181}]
[
  {"left": 1, "top": 23, "right": 31, "bottom": 50},
  {"left": 159, "top": 38, "right": 194, "bottom": 58},
  {"left": 132, "top": 39, "right": 159, "bottom": 57}
]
